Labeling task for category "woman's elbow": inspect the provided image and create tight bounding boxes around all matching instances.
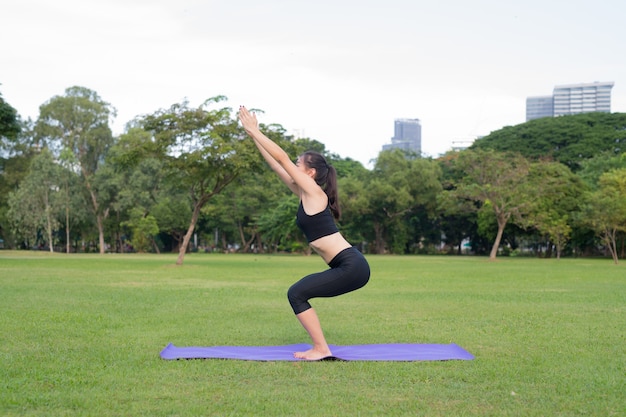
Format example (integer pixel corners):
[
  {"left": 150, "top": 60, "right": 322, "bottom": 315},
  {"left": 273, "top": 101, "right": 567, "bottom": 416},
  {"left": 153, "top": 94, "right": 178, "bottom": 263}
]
[{"left": 275, "top": 152, "right": 292, "bottom": 166}]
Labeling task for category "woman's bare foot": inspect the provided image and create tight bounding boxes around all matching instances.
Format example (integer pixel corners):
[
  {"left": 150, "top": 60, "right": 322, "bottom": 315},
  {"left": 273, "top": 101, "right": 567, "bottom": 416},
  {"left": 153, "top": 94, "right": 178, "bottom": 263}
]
[{"left": 293, "top": 348, "right": 332, "bottom": 360}]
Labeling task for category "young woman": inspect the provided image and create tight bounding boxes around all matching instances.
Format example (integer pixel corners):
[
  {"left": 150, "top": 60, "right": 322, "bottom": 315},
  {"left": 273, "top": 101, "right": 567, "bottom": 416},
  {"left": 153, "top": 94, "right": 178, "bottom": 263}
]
[{"left": 238, "top": 106, "right": 370, "bottom": 360}]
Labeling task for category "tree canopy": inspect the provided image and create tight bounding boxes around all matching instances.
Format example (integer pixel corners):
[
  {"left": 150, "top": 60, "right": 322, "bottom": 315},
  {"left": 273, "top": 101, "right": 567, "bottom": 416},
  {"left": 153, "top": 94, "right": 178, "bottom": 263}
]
[
  {"left": 34, "top": 87, "right": 116, "bottom": 253},
  {"left": 0, "top": 90, "right": 21, "bottom": 148},
  {"left": 472, "top": 112, "right": 626, "bottom": 171},
  {"left": 2, "top": 85, "right": 625, "bottom": 263}
]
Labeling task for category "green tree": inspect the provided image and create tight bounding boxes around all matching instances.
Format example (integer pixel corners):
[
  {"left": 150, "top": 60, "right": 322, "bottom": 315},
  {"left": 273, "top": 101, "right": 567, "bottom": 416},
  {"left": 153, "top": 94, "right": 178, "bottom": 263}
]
[
  {"left": 337, "top": 175, "right": 370, "bottom": 248},
  {"left": 205, "top": 123, "right": 298, "bottom": 253},
  {"left": 122, "top": 208, "right": 159, "bottom": 253},
  {"left": 0, "top": 90, "right": 28, "bottom": 247},
  {"left": 151, "top": 195, "right": 191, "bottom": 252},
  {"left": 357, "top": 149, "right": 441, "bottom": 254},
  {"left": 0, "top": 151, "right": 34, "bottom": 248},
  {"left": 437, "top": 151, "right": 481, "bottom": 254},
  {"left": 57, "top": 148, "right": 89, "bottom": 253},
  {"left": 35, "top": 86, "right": 116, "bottom": 253},
  {"left": 580, "top": 168, "right": 626, "bottom": 264},
  {"left": 137, "top": 97, "right": 261, "bottom": 265},
  {"left": 577, "top": 152, "right": 626, "bottom": 187},
  {"left": 7, "top": 149, "right": 62, "bottom": 251},
  {"left": 331, "top": 156, "right": 369, "bottom": 179},
  {"left": 403, "top": 156, "right": 443, "bottom": 253},
  {"left": 525, "top": 160, "right": 587, "bottom": 258},
  {"left": 366, "top": 152, "right": 414, "bottom": 253},
  {"left": 472, "top": 112, "right": 626, "bottom": 171},
  {"left": 0, "top": 89, "right": 21, "bottom": 150},
  {"left": 205, "top": 173, "right": 285, "bottom": 253},
  {"left": 256, "top": 197, "right": 305, "bottom": 253},
  {"left": 107, "top": 133, "right": 165, "bottom": 253},
  {"left": 445, "top": 149, "right": 532, "bottom": 260}
]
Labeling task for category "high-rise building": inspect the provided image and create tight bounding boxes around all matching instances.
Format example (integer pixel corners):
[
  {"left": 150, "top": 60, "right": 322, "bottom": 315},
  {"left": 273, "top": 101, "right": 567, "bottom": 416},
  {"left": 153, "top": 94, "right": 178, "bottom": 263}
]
[
  {"left": 553, "top": 82, "right": 614, "bottom": 116},
  {"left": 382, "top": 118, "right": 422, "bottom": 154},
  {"left": 526, "top": 81, "right": 614, "bottom": 121},
  {"left": 526, "top": 95, "right": 554, "bottom": 120}
]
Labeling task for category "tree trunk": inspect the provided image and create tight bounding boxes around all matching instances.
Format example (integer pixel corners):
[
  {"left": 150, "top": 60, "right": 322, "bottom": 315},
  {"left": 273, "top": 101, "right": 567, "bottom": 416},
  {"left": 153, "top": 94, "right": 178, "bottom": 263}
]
[
  {"left": 489, "top": 217, "right": 507, "bottom": 261},
  {"left": 238, "top": 221, "right": 253, "bottom": 252},
  {"left": 255, "top": 233, "right": 263, "bottom": 253},
  {"left": 373, "top": 223, "right": 385, "bottom": 254},
  {"left": 96, "top": 214, "right": 106, "bottom": 254},
  {"left": 176, "top": 201, "right": 204, "bottom": 265},
  {"left": 65, "top": 204, "right": 71, "bottom": 254},
  {"left": 603, "top": 228, "right": 619, "bottom": 265},
  {"left": 65, "top": 180, "right": 71, "bottom": 253},
  {"left": 151, "top": 237, "right": 161, "bottom": 254},
  {"left": 177, "top": 224, "right": 194, "bottom": 265},
  {"left": 45, "top": 209, "right": 54, "bottom": 253},
  {"left": 43, "top": 191, "right": 54, "bottom": 253}
]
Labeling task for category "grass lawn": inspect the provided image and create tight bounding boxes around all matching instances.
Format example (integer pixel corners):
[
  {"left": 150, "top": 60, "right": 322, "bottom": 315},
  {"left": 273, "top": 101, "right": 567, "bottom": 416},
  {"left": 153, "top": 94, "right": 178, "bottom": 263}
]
[{"left": 0, "top": 251, "right": 624, "bottom": 416}]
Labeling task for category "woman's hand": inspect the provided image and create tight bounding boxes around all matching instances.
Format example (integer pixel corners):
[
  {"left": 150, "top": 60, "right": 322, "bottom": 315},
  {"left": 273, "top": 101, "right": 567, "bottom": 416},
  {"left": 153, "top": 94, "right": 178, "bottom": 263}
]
[{"left": 238, "top": 106, "right": 259, "bottom": 134}]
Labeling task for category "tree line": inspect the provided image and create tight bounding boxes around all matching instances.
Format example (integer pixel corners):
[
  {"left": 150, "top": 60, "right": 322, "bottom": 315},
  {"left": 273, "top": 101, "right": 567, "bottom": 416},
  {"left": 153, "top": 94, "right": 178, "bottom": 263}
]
[{"left": 1, "top": 86, "right": 625, "bottom": 264}]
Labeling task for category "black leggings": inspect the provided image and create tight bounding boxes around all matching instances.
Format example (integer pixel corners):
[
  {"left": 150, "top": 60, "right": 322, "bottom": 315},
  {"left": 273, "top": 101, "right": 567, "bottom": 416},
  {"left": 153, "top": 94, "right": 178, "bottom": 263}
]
[{"left": 287, "top": 247, "right": 370, "bottom": 315}]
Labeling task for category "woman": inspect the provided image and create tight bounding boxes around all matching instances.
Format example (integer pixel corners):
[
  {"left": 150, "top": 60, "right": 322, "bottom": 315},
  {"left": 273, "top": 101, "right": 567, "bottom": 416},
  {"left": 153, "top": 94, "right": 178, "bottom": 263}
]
[{"left": 238, "top": 106, "right": 370, "bottom": 360}]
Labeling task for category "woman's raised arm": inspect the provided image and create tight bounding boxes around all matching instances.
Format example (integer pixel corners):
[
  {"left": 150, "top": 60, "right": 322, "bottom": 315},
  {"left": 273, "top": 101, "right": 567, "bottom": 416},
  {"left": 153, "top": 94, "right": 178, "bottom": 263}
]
[{"left": 239, "top": 106, "right": 320, "bottom": 197}]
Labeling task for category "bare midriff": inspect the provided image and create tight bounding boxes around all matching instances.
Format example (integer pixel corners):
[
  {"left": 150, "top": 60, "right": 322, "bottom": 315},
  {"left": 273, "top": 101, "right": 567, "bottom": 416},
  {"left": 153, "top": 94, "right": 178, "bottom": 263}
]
[{"left": 309, "top": 232, "right": 353, "bottom": 264}]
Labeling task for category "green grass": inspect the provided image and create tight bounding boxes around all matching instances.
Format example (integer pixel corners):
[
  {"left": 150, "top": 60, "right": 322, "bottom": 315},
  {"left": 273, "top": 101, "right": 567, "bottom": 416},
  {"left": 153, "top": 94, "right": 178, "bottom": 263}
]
[{"left": 1, "top": 251, "right": 624, "bottom": 416}]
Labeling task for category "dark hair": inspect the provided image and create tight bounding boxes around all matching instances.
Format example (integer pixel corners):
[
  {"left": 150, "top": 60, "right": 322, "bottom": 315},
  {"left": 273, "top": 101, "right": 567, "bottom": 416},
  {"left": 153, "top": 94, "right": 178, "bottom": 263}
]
[{"left": 301, "top": 151, "right": 341, "bottom": 220}]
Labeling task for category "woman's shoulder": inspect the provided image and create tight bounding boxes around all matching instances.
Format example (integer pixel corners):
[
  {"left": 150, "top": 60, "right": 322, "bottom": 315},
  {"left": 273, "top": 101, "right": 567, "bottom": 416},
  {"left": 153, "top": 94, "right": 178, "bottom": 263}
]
[{"left": 300, "top": 190, "right": 329, "bottom": 215}]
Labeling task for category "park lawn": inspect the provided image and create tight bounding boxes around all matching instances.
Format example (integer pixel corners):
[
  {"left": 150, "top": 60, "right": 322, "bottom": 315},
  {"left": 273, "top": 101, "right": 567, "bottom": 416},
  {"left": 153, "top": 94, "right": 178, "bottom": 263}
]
[{"left": 0, "top": 251, "right": 624, "bottom": 416}]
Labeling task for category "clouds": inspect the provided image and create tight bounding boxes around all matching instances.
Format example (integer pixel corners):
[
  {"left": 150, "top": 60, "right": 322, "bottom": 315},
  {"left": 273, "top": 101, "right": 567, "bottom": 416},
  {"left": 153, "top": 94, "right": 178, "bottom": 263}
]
[{"left": 2, "top": 0, "right": 625, "bottom": 166}]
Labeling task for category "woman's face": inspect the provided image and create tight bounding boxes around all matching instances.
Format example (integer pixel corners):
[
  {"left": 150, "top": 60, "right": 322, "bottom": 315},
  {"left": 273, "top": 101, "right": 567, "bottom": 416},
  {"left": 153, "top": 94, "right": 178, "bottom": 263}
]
[{"left": 295, "top": 156, "right": 316, "bottom": 179}]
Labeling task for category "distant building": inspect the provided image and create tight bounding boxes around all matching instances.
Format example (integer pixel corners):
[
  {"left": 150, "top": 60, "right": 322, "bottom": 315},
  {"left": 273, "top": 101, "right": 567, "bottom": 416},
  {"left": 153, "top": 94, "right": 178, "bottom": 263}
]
[
  {"left": 553, "top": 82, "right": 614, "bottom": 116},
  {"left": 526, "top": 81, "right": 614, "bottom": 121},
  {"left": 450, "top": 140, "right": 476, "bottom": 152},
  {"left": 526, "top": 95, "right": 554, "bottom": 120},
  {"left": 382, "top": 118, "right": 421, "bottom": 154}
]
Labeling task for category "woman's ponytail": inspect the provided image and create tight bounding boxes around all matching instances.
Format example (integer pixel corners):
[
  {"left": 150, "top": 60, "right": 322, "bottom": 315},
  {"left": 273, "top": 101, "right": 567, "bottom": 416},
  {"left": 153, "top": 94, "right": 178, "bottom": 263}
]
[
  {"left": 302, "top": 151, "right": 341, "bottom": 220},
  {"left": 326, "top": 165, "right": 340, "bottom": 220}
]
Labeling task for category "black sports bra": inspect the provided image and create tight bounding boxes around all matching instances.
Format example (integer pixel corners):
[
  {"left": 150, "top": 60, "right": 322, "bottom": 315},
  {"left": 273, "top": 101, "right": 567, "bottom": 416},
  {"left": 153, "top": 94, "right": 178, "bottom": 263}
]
[{"left": 296, "top": 201, "right": 339, "bottom": 243}]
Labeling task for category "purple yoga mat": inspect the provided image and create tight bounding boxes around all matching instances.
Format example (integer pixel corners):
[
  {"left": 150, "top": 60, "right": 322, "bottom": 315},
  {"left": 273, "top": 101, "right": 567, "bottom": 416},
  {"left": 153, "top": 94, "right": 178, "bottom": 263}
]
[{"left": 160, "top": 343, "right": 474, "bottom": 361}]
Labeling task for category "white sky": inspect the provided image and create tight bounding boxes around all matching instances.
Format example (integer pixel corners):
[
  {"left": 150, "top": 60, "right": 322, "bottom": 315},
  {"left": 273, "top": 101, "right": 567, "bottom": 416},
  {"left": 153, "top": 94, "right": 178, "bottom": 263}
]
[{"left": 2, "top": 0, "right": 625, "bottom": 166}]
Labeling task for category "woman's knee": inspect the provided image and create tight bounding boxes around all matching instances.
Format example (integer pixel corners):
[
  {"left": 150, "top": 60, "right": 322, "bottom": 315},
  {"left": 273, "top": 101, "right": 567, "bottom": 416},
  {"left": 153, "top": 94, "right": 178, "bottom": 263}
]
[{"left": 287, "top": 283, "right": 310, "bottom": 314}]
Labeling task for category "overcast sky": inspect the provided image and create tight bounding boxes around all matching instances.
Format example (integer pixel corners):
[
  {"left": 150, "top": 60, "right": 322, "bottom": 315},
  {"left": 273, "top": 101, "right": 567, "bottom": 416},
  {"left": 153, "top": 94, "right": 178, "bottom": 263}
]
[{"left": 2, "top": 0, "right": 625, "bottom": 166}]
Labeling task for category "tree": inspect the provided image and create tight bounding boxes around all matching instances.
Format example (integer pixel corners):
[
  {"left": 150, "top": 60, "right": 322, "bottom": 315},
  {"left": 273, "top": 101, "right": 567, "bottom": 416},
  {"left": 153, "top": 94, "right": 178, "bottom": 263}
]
[
  {"left": 577, "top": 152, "right": 626, "bottom": 187},
  {"left": 574, "top": 152, "right": 626, "bottom": 256},
  {"left": 355, "top": 149, "right": 441, "bottom": 254},
  {"left": 437, "top": 151, "right": 481, "bottom": 254},
  {"left": 0, "top": 89, "right": 21, "bottom": 150},
  {"left": 151, "top": 195, "right": 191, "bottom": 252},
  {"left": 35, "top": 86, "right": 116, "bottom": 253},
  {"left": 403, "top": 156, "right": 443, "bottom": 253},
  {"left": 525, "top": 160, "right": 587, "bottom": 259},
  {"left": 363, "top": 151, "right": 414, "bottom": 253},
  {"left": 337, "top": 175, "right": 371, "bottom": 249},
  {"left": 0, "top": 150, "right": 34, "bottom": 248},
  {"left": 472, "top": 112, "right": 626, "bottom": 171},
  {"left": 106, "top": 132, "right": 167, "bottom": 253},
  {"left": 122, "top": 208, "right": 159, "bottom": 253},
  {"left": 256, "top": 197, "right": 305, "bottom": 253},
  {"left": 7, "top": 149, "right": 62, "bottom": 251},
  {"left": 56, "top": 147, "right": 90, "bottom": 253},
  {"left": 580, "top": 168, "right": 626, "bottom": 264},
  {"left": 202, "top": 123, "right": 299, "bottom": 253},
  {"left": 205, "top": 173, "right": 285, "bottom": 253},
  {"left": 0, "top": 90, "right": 28, "bottom": 248},
  {"left": 445, "top": 149, "right": 532, "bottom": 260},
  {"left": 136, "top": 97, "right": 261, "bottom": 265}
]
